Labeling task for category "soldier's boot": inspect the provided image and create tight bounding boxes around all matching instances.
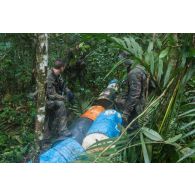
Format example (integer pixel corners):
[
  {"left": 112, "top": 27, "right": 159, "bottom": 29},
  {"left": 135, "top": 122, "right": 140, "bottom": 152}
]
[{"left": 126, "top": 111, "right": 140, "bottom": 134}]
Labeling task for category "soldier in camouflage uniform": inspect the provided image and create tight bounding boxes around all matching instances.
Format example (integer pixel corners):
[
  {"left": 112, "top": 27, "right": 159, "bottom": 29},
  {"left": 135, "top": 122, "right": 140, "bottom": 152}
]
[
  {"left": 44, "top": 59, "right": 74, "bottom": 141},
  {"left": 115, "top": 52, "right": 148, "bottom": 132}
]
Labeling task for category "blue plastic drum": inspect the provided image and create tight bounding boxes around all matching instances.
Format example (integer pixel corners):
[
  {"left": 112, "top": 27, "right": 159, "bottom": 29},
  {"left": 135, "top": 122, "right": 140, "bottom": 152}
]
[{"left": 86, "top": 110, "right": 122, "bottom": 138}]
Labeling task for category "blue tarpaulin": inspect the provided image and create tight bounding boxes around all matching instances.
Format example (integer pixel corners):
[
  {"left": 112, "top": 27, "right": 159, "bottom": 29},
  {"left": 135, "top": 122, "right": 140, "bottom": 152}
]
[{"left": 39, "top": 138, "right": 85, "bottom": 163}]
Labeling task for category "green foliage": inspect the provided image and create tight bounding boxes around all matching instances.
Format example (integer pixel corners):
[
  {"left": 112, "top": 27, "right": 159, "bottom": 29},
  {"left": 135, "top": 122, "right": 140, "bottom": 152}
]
[
  {"left": 79, "top": 34, "right": 195, "bottom": 163},
  {"left": 0, "top": 95, "right": 35, "bottom": 162},
  {"left": 0, "top": 34, "right": 36, "bottom": 162},
  {"left": 0, "top": 33, "right": 194, "bottom": 163}
]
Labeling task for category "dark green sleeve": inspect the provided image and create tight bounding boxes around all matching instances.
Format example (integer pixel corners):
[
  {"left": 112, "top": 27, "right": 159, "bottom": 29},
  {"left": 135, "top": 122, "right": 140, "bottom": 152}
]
[{"left": 46, "top": 75, "right": 65, "bottom": 101}]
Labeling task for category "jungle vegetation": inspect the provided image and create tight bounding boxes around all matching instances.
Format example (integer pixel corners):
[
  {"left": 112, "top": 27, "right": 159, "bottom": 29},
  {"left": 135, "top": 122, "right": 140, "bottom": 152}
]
[{"left": 0, "top": 33, "right": 194, "bottom": 163}]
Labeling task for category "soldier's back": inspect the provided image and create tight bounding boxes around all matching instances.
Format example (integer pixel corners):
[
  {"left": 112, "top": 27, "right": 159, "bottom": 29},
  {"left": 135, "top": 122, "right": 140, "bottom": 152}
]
[{"left": 128, "top": 65, "right": 148, "bottom": 113}]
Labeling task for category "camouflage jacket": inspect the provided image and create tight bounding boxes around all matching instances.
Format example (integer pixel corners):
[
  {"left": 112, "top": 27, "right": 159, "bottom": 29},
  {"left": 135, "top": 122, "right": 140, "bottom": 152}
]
[
  {"left": 46, "top": 69, "right": 66, "bottom": 101},
  {"left": 123, "top": 65, "right": 148, "bottom": 117}
]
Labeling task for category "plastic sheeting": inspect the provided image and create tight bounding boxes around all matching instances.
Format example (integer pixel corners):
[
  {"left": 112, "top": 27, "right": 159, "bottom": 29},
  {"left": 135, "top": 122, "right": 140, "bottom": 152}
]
[{"left": 39, "top": 138, "right": 85, "bottom": 163}]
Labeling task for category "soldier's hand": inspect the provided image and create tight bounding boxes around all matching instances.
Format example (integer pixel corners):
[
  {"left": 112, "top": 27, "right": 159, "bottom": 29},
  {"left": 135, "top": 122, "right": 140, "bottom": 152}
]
[{"left": 67, "top": 90, "right": 74, "bottom": 102}]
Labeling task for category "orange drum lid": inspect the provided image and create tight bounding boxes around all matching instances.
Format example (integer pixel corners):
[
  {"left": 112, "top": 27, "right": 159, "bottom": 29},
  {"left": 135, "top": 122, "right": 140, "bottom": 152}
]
[{"left": 81, "top": 105, "right": 105, "bottom": 121}]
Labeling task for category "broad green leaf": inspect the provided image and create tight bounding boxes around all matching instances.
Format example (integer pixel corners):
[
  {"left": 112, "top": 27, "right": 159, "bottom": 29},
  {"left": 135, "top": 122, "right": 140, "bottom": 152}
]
[
  {"left": 180, "top": 53, "right": 187, "bottom": 67},
  {"left": 140, "top": 133, "right": 150, "bottom": 163},
  {"left": 165, "top": 134, "right": 182, "bottom": 144},
  {"left": 159, "top": 48, "right": 169, "bottom": 58},
  {"left": 145, "top": 52, "right": 154, "bottom": 75},
  {"left": 123, "top": 37, "right": 134, "bottom": 54},
  {"left": 156, "top": 38, "right": 162, "bottom": 49},
  {"left": 145, "top": 138, "right": 153, "bottom": 161},
  {"left": 177, "top": 148, "right": 195, "bottom": 162},
  {"left": 130, "top": 37, "right": 138, "bottom": 54},
  {"left": 144, "top": 52, "right": 150, "bottom": 64},
  {"left": 163, "top": 63, "right": 173, "bottom": 87},
  {"left": 142, "top": 127, "right": 164, "bottom": 141},
  {"left": 157, "top": 58, "right": 163, "bottom": 82},
  {"left": 129, "top": 37, "right": 143, "bottom": 59},
  {"left": 124, "top": 37, "right": 132, "bottom": 50},
  {"left": 112, "top": 37, "right": 126, "bottom": 49},
  {"left": 147, "top": 42, "right": 153, "bottom": 52}
]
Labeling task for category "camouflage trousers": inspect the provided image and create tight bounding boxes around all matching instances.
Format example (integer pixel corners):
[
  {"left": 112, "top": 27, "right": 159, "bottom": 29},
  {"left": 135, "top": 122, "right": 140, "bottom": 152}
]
[
  {"left": 114, "top": 96, "right": 139, "bottom": 132},
  {"left": 44, "top": 100, "right": 68, "bottom": 141}
]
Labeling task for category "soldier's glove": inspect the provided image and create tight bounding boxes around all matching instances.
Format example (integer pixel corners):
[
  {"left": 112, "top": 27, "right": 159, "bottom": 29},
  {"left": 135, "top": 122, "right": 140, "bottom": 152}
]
[{"left": 67, "top": 90, "right": 74, "bottom": 102}]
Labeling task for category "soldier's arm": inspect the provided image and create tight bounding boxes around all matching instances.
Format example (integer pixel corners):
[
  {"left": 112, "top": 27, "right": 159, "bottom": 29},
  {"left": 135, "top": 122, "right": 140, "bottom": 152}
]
[
  {"left": 123, "top": 71, "right": 142, "bottom": 117},
  {"left": 46, "top": 76, "right": 65, "bottom": 101},
  {"left": 59, "top": 75, "right": 65, "bottom": 91}
]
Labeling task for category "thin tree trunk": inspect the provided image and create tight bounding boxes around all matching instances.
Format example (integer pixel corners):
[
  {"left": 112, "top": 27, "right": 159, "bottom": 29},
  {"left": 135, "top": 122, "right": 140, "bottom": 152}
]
[{"left": 35, "top": 33, "right": 48, "bottom": 143}]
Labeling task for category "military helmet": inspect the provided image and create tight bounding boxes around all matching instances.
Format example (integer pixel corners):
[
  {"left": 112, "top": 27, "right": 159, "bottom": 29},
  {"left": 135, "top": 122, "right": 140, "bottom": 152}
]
[{"left": 118, "top": 51, "right": 132, "bottom": 67}]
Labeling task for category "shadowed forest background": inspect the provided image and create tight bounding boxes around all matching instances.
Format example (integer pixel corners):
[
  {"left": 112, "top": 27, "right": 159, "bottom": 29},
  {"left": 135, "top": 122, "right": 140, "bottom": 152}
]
[{"left": 0, "top": 33, "right": 194, "bottom": 163}]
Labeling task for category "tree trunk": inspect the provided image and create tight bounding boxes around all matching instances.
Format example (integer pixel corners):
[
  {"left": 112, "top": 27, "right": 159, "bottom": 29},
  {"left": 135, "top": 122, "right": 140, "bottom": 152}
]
[{"left": 35, "top": 33, "right": 48, "bottom": 142}]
